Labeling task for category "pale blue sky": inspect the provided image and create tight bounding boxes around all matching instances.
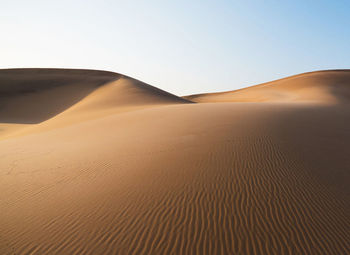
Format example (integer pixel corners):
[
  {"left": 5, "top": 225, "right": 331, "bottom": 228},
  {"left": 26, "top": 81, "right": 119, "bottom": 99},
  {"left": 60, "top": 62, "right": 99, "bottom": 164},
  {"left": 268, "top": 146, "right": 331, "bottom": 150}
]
[{"left": 1, "top": 0, "right": 349, "bottom": 95}]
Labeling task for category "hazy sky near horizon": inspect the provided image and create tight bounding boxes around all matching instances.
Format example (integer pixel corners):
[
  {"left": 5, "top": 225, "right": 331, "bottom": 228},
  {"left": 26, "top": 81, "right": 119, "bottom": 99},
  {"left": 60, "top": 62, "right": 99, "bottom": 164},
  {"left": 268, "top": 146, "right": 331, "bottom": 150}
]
[{"left": 1, "top": 0, "right": 350, "bottom": 95}]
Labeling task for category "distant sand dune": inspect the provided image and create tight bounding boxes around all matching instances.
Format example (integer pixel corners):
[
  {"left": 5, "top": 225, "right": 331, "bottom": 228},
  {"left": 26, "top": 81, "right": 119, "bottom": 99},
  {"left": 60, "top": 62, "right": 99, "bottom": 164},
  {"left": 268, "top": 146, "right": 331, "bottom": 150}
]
[
  {"left": 0, "top": 69, "right": 190, "bottom": 138},
  {"left": 0, "top": 69, "right": 349, "bottom": 254},
  {"left": 184, "top": 70, "right": 350, "bottom": 104},
  {"left": 0, "top": 69, "right": 120, "bottom": 124}
]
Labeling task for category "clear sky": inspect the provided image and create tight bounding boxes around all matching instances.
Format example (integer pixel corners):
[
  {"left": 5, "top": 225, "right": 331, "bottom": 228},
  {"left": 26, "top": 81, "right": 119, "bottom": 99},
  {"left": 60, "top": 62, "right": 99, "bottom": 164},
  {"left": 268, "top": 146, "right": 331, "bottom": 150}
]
[{"left": 1, "top": 0, "right": 350, "bottom": 95}]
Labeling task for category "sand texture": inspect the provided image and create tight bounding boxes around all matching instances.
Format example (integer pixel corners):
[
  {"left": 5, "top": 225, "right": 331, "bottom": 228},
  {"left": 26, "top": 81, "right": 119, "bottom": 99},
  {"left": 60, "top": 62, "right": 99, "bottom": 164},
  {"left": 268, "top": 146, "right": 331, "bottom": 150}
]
[{"left": 0, "top": 69, "right": 349, "bottom": 254}]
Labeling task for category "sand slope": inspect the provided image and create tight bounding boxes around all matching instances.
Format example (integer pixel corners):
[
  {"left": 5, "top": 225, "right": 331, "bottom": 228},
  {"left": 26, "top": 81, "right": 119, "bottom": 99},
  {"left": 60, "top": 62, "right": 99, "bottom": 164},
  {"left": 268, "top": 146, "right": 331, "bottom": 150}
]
[
  {"left": 0, "top": 69, "right": 190, "bottom": 138},
  {"left": 0, "top": 69, "right": 120, "bottom": 124},
  {"left": 185, "top": 70, "right": 350, "bottom": 104},
  {"left": 0, "top": 69, "right": 349, "bottom": 254}
]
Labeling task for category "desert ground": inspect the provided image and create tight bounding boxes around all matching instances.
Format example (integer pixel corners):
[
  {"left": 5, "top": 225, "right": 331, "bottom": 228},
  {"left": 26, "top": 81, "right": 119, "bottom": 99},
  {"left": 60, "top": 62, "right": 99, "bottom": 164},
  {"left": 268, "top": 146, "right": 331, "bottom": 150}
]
[{"left": 0, "top": 68, "right": 349, "bottom": 254}]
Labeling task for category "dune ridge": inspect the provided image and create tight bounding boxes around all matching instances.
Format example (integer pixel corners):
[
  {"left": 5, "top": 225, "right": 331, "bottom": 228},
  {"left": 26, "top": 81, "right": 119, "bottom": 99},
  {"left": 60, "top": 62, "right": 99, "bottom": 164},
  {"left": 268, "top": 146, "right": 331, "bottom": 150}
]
[
  {"left": 0, "top": 68, "right": 120, "bottom": 123},
  {"left": 0, "top": 68, "right": 190, "bottom": 138},
  {"left": 184, "top": 70, "right": 350, "bottom": 104},
  {"left": 0, "top": 69, "right": 349, "bottom": 254}
]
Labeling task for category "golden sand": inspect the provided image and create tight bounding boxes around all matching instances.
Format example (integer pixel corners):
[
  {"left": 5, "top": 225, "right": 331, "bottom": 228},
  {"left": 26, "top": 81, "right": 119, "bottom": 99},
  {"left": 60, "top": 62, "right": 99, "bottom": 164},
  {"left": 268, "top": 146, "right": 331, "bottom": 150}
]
[{"left": 0, "top": 69, "right": 349, "bottom": 254}]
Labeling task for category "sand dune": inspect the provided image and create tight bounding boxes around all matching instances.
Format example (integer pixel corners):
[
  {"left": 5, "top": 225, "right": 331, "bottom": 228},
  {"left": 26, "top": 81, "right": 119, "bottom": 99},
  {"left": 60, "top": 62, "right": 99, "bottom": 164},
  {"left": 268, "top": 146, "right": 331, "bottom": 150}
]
[
  {"left": 184, "top": 70, "right": 350, "bottom": 104},
  {"left": 0, "top": 69, "right": 189, "bottom": 138},
  {"left": 0, "top": 69, "right": 349, "bottom": 254},
  {"left": 0, "top": 69, "right": 120, "bottom": 124}
]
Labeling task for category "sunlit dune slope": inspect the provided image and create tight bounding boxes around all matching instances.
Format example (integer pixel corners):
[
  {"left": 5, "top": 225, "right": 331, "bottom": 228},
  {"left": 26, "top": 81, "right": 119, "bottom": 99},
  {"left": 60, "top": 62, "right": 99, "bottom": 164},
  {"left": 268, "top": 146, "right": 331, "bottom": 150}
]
[
  {"left": 0, "top": 68, "right": 190, "bottom": 137},
  {"left": 0, "top": 69, "right": 119, "bottom": 124},
  {"left": 184, "top": 70, "right": 350, "bottom": 103},
  {"left": 0, "top": 69, "right": 349, "bottom": 254}
]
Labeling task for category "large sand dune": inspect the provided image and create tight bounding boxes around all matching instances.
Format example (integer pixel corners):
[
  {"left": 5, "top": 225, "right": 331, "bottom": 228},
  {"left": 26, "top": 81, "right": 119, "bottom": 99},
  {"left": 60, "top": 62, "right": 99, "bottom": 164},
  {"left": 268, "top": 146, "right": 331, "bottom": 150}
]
[
  {"left": 185, "top": 70, "right": 350, "bottom": 104},
  {"left": 0, "top": 69, "right": 349, "bottom": 254},
  {"left": 0, "top": 69, "right": 189, "bottom": 138}
]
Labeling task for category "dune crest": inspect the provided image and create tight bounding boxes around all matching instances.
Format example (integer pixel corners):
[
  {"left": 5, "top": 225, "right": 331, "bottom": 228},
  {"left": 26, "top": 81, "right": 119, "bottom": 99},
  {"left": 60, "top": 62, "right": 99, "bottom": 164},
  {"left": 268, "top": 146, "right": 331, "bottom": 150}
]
[
  {"left": 184, "top": 70, "right": 350, "bottom": 104},
  {"left": 0, "top": 69, "right": 120, "bottom": 124},
  {"left": 0, "top": 69, "right": 190, "bottom": 138}
]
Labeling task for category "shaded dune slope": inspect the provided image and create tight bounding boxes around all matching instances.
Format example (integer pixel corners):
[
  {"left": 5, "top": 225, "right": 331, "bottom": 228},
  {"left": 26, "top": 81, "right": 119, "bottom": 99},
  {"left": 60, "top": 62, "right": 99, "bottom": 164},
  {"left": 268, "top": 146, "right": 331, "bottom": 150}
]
[
  {"left": 0, "top": 68, "right": 190, "bottom": 124},
  {"left": 0, "top": 69, "right": 349, "bottom": 254},
  {"left": 0, "top": 69, "right": 120, "bottom": 124},
  {"left": 185, "top": 70, "right": 350, "bottom": 104},
  {"left": 0, "top": 68, "right": 190, "bottom": 137}
]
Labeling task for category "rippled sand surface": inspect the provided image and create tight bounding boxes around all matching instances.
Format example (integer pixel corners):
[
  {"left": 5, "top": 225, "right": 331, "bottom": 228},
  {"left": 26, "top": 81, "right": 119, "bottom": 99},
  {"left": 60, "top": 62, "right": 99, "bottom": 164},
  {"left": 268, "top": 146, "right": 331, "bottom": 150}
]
[{"left": 1, "top": 69, "right": 349, "bottom": 254}]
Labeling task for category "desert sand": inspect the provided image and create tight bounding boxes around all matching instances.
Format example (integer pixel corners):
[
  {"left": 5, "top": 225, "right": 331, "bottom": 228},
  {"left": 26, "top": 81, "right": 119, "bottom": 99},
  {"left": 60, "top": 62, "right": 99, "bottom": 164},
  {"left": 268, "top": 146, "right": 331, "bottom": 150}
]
[{"left": 0, "top": 69, "right": 349, "bottom": 254}]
